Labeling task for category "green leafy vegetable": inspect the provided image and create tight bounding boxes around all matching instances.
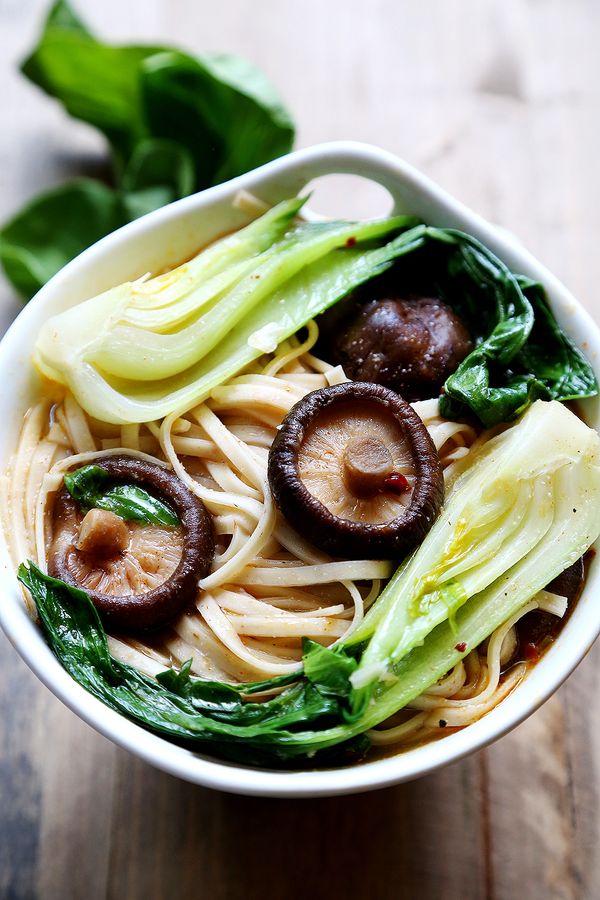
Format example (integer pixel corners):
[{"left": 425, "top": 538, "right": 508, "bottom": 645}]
[
  {"left": 120, "top": 139, "right": 196, "bottom": 220},
  {"left": 19, "top": 400, "right": 600, "bottom": 765},
  {"left": 32, "top": 212, "right": 597, "bottom": 426},
  {"left": 18, "top": 562, "right": 363, "bottom": 765},
  {"left": 21, "top": 10, "right": 158, "bottom": 166},
  {"left": 22, "top": 1, "right": 294, "bottom": 180},
  {"left": 0, "top": 180, "right": 126, "bottom": 300},
  {"left": 364, "top": 226, "right": 598, "bottom": 426},
  {"left": 302, "top": 638, "right": 358, "bottom": 701},
  {"left": 155, "top": 659, "right": 299, "bottom": 700},
  {"left": 64, "top": 464, "right": 179, "bottom": 527},
  {"left": 141, "top": 50, "right": 295, "bottom": 188},
  {"left": 516, "top": 277, "right": 598, "bottom": 400},
  {"left": 1, "top": 0, "right": 295, "bottom": 300}
]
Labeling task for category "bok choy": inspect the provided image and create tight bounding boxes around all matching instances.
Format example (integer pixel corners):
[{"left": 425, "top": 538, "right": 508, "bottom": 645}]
[
  {"left": 19, "top": 400, "right": 600, "bottom": 765},
  {"left": 0, "top": 0, "right": 296, "bottom": 299},
  {"left": 33, "top": 202, "right": 597, "bottom": 426},
  {"left": 33, "top": 208, "right": 420, "bottom": 423},
  {"left": 346, "top": 399, "right": 598, "bottom": 712},
  {"left": 64, "top": 465, "right": 179, "bottom": 527}
]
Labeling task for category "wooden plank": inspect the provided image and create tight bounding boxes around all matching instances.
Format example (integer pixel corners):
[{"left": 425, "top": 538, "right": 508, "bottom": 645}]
[
  {"left": 33, "top": 703, "right": 116, "bottom": 900},
  {"left": 0, "top": 633, "right": 44, "bottom": 900},
  {"left": 0, "top": 3, "right": 121, "bottom": 897},
  {"left": 458, "top": 4, "right": 600, "bottom": 898},
  {"left": 105, "top": 753, "right": 486, "bottom": 900}
]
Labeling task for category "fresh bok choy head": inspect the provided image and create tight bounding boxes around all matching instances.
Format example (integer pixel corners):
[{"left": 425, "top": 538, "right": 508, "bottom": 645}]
[{"left": 19, "top": 400, "right": 600, "bottom": 765}]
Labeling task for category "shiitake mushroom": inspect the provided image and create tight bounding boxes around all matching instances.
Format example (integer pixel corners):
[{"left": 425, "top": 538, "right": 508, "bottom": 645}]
[
  {"left": 319, "top": 293, "right": 473, "bottom": 401},
  {"left": 268, "top": 382, "right": 444, "bottom": 558},
  {"left": 48, "top": 455, "right": 214, "bottom": 631},
  {"left": 514, "top": 557, "right": 586, "bottom": 661}
]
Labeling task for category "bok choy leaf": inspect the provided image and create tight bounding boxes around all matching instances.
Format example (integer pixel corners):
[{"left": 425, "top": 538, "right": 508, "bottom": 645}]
[
  {"left": 1, "top": 0, "right": 296, "bottom": 300},
  {"left": 64, "top": 465, "right": 179, "bottom": 527},
  {"left": 18, "top": 563, "right": 363, "bottom": 765},
  {"left": 22, "top": 1, "right": 295, "bottom": 181},
  {"left": 0, "top": 180, "right": 126, "bottom": 300}
]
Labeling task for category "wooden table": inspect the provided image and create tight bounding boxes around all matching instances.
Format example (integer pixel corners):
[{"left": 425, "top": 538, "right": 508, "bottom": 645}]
[{"left": 1, "top": 1, "right": 599, "bottom": 897}]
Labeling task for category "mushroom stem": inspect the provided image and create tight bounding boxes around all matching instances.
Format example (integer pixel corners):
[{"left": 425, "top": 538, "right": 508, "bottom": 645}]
[
  {"left": 75, "top": 509, "right": 129, "bottom": 558},
  {"left": 342, "top": 437, "right": 394, "bottom": 497}
]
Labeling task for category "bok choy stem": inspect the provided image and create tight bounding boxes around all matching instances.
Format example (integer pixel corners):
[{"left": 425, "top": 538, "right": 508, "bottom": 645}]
[
  {"left": 34, "top": 218, "right": 422, "bottom": 423},
  {"left": 348, "top": 400, "right": 599, "bottom": 711},
  {"left": 33, "top": 196, "right": 304, "bottom": 383},
  {"left": 89, "top": 217, "right": 413, "bottom": 381},
  {"left": 33, "top": 205, "right": 597, "bottom": 425}
]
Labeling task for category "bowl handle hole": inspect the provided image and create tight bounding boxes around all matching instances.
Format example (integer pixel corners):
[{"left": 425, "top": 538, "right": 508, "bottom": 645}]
[{"left": 300, "top": 174, "right": 395, "bottom": 221}]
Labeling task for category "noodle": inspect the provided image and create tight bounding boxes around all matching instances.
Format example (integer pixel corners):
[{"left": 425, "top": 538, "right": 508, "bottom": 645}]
[{"left": 5, "top": 322, "right": 548, "bottom": 750}]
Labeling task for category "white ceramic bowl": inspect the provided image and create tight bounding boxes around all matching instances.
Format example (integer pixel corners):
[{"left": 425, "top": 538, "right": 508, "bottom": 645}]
[{"left": 0, "top": 142, "right": 598, "bottom": 797}]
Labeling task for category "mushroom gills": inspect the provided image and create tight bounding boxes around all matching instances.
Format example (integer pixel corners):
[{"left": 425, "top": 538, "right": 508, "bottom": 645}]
[
  {"left": 57, "top": 501, "right": 185, "bottom": 596},
  {"left": 298, "top": 400, "right": 417, "bottom": 524}
]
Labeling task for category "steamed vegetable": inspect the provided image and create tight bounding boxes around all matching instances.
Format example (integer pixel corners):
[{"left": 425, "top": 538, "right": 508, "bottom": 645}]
[
  {"left": 33, "top": 209, "right": 597, "bottom": 426},
  {"left": 64, "top": 465, "right": 179, "bottom": 527},
  {"left": 346, "top": 399, "right": 598, "bottom": 712},
  {"left": 19, "top": 400, "right": 600, "bottom": 764},
  {"left": 391, "top": 228, "right": 597, "bottom": 425},
  {"left": 0, "top": 0, "right": 295, "bottom": 300},
  {"left": 88, "top": 220, "right": 413, "bottom": 382},
  {"left": 34, "top": 210, "right": 420, "bottom": 423},
  {"left": 19, "top": 563, "right": 363, "bottom": 765}
]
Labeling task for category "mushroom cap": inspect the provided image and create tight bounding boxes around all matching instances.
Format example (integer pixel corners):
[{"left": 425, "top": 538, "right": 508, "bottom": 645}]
[
  {"left": 320, "top": 295, "right": 473, "bottom": 400},
  {"left": 268, "top": 382, "right": 444, "bottom": 558},
  {"left": 48, "top": 455, "right": 214, "bottom": 630}
]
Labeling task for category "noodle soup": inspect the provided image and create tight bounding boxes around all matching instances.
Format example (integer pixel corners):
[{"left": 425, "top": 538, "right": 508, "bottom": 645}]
[{"left": 4, "top": 194, "right": 600, "bottom": 769}]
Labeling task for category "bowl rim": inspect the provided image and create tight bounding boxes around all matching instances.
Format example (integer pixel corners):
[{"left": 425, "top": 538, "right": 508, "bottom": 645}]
[{"left": 0, "top": 140, "right": 599, "bottom": 798}]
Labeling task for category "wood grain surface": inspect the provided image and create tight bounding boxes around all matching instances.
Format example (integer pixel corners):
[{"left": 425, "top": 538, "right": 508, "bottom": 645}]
[{"left": 1, "top": 1, "right": 599, "bottom": 898}]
